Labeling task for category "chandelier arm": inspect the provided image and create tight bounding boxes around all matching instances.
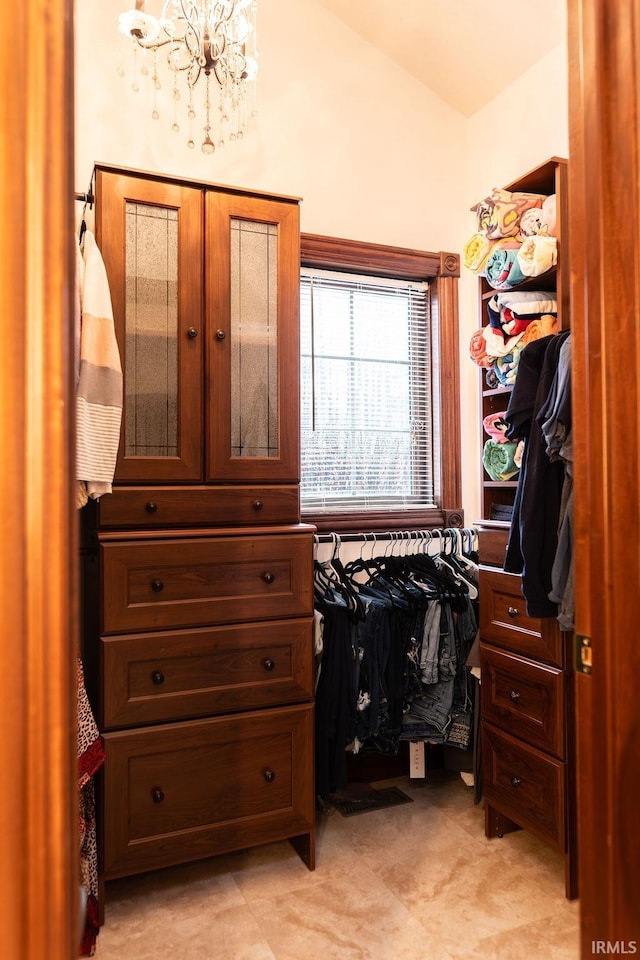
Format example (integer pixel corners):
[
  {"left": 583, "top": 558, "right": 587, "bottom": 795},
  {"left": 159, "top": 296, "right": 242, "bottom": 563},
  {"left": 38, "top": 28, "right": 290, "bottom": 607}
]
[{"left": 130, "top": 32, "right": 174, "bottom": 50}]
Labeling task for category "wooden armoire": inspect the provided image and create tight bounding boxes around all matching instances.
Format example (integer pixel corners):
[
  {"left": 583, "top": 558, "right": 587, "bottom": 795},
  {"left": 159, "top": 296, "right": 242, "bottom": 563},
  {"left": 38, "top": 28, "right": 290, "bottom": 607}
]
[{"left": 81, "top": 166, "right": 316, "bottom": 891}]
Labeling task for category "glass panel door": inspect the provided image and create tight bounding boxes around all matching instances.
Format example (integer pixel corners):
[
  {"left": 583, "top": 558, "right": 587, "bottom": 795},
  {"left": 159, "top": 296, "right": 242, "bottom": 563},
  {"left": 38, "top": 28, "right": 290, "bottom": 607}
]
[
  {"left": 124, "top": 202, "right": 179, "bottom": 458},
  {"left": 206, "top": 191, "right": 300, "bottom": 483},
  {"left": 96, "top": 170, "right": 204, "bottom": 481},
  {"left": 229, "top": 218, "right": 279, "bottom": 459}
]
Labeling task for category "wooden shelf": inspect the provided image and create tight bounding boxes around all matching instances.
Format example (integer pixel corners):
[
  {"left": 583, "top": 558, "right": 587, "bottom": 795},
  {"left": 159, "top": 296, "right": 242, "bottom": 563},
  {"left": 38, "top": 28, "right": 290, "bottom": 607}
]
[{"left": 477, "top": 157, "right": 568, "bottom": 523}]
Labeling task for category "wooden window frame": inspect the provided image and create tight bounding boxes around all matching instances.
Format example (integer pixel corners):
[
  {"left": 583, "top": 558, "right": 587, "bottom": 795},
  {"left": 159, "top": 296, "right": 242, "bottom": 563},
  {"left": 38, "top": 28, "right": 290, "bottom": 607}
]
[{"left": 300, "top": 233, "right": 462, "bottom": 533}]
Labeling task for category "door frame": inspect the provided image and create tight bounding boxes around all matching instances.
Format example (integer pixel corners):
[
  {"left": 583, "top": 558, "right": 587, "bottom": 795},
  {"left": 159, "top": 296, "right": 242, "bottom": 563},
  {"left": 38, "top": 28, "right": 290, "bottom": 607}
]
[
  {"left": 0, "top": 1, "right": 78, "bottom": 958},
  {"left": 568, "top": 0, "right": 640, "bottom": 950}
]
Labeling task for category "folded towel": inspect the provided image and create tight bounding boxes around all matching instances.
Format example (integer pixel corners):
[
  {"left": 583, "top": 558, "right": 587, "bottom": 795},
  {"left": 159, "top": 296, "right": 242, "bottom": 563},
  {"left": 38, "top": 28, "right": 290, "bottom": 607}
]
[
  {"left": 463, "top": 233, "right": 493, "bottom": 273},
  {"left": 486, "top": 292, "right": 558, "bottom": 344},
  {"left": 495, "top": 347, "right": 523, "bottom": 386},
  {"left": 473, "top": 187, "right": 546, "bottom": 240},
  {"left": 542, "top": 194, "right": 557, "bottom": 237},
  {"left": 485, "top": 367, "right": 500, "bottom": 390},
  {"left": 470, "top": 328, "right": 495, "bottom": 367},
  {"left": 485, "top": 290, "right": 556, "bottom": 346},
  {"left": 483, "top": 411, "right": 509, "bottom": 442},
  {"left": 520, "top": 313, "right": 560, "bottom": 346},
  {"left": 483, "top": 324, "right": 525, "bottom": 358},
  {"left": 517, "top": 235, "right": 558, "bottom": 277},
  {"left": 485, "top": 245, "right": 526, "bottom": 290},
  {"left": 482, "top": 439, "right": 520, "bottom": 481},
  {"left": 463, "top": 235, "right": 520, "bottom": 275},
  {"left": 490, "top": 290, "right": 558, "bottom": 317},
  {"left": 518, "top": 194, "right": 558, "bottom": 237},
  {"left": 490, "top": 502, "right": 514, "bottom": 521}
]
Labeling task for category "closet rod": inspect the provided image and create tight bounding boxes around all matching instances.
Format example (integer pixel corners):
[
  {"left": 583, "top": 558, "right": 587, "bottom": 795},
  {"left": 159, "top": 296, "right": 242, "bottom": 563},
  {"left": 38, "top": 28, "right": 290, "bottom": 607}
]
[{"left": 313, "top": 527, "right": 473, "bottom": 545}]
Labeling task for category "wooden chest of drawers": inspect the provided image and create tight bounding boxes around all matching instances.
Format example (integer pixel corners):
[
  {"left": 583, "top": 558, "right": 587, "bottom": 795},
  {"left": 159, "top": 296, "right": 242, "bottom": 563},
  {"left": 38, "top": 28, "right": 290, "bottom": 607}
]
[
  {"left": 85, "top": 523, "right": 316, "bottom": 885},
  {"left": 476, "top": 525, "right": 577, "bottom": 899}
]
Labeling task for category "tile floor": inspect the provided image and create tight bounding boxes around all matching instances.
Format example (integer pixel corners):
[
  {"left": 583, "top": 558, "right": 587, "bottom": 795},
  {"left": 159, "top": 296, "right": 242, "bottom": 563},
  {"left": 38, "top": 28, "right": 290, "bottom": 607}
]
[{"left": 94, "top": 771, "right": 580, "bottom": 960}]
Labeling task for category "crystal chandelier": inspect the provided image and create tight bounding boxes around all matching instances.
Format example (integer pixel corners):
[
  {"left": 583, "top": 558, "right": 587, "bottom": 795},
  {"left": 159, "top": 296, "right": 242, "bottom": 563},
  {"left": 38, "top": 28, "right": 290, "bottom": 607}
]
[{"left": 118, "top": 1, "right": 258, "bottom": 154}]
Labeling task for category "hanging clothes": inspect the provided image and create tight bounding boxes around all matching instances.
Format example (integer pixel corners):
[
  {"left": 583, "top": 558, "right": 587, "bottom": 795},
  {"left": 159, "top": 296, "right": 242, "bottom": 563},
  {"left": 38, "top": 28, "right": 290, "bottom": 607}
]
[
  {"left": 76, "top": 230, "right": 123, "bottom": 508},
  {"left": 503, "top": 330, "right": 570, "bottom": 618},
  {"left": 77, "top": 658, "right": 105, "bottom": 958},
  {"left": 313, "top": 531, "right": 479, "bottom": 800}
]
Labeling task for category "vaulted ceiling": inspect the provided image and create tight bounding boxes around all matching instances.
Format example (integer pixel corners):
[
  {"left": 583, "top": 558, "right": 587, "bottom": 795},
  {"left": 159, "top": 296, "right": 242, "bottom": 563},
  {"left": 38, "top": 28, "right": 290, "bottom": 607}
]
[{"left": 314, "top": 0, "right": 567, "bottom": 116}]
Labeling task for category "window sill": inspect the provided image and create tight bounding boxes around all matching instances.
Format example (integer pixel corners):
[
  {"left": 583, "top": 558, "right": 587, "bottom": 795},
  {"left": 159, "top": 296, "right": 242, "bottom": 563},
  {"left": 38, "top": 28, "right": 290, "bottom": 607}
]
[{"left": 302, "top": 507, "right": 464, "bottom": 534}]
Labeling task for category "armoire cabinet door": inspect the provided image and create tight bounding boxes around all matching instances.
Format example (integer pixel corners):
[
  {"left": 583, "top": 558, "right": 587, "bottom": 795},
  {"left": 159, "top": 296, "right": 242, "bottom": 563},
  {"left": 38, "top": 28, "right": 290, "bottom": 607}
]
[
  {"left": 96, "top": 170, "right": 204, "bottom": 482},
  {"left": 205, "top": 191, "right": 300, "bottom": 482}
]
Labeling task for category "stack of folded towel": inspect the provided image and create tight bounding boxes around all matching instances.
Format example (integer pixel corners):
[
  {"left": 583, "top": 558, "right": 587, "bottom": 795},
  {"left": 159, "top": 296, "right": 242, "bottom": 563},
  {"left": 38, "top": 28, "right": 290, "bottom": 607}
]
[
  {"left": 463, "top": 188, "right": 558, "bottom": 289},
  {"left": 469, "top": 289, "right": 559, "bottom": 385}
]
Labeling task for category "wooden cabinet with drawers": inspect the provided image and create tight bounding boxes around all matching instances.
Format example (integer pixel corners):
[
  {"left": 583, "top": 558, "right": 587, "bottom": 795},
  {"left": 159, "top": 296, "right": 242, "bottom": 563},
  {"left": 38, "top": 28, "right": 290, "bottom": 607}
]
[
  {"left": 477, "top": 522, "right": 577, "bottom": 899},
  {"left": 82, "top": 167, "right": 315, "bottom": 892},
  {"left": 472, "top": 158, "right": 576, "bottom": 899}
]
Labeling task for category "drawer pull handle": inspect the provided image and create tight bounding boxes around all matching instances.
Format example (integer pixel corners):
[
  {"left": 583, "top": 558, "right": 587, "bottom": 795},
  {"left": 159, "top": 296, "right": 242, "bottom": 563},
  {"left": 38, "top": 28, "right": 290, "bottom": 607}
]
[
  {"left": 253, "top": 499, "right": 264, "bottom": 511},
  {"left": 145, "top": 501, "right": 158, "bottom": 514},
  {"left": 509, "top": 689, "right": 521, "bottom": 702},
  {"left": 263, "top": 572, "right": 275, "bottom": 584},
  {"left": 151, "top": 787, "right": 165, "bottom": 803},
  {"left": 264, "top": 769, "right": 275, "bottom": 783},
  {"left": 510, "top": 776, "right": 522, "bottom": 788},
  {"left": 216, "top": 329, "right": 226, "bottom": 341},
  {"left": 152, "top": 671, "right": 165, "bottom": 686},
  {"left": 263, "top": 658, "right": 275, "bottom": 672},
  {"left": 151, "top": 579, "right": 164, "bottom": 593},
  {"left": 187, "top": 326, "right": 198, "bottom": 339},
  {"left": 507, "top": 606, "right": 519, "bottom": 618}
]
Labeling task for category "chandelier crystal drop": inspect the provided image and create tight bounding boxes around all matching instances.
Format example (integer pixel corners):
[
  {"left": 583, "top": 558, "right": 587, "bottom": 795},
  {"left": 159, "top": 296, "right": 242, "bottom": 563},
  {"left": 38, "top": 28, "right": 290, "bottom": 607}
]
[{"left": 118, "top": 1, "right": 258, "bottom": 154}]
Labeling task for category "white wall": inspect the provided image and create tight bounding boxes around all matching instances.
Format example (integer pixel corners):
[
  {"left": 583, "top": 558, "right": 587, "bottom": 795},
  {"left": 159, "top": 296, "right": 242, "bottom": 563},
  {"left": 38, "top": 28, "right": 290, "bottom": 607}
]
[
  {"left": 459, "top": 41, "right": 569, "bottom": 522},
  {"left": 75, "top": 0, "right": 468, "bottom": 251},
  {"left": 75, "top": 1, "right": 569, "bottom": 524}
]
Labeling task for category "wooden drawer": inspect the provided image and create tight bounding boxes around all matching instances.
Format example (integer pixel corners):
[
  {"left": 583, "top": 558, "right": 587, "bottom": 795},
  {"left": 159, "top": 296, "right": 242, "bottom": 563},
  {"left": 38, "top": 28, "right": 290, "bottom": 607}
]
[
  {"left": 477, "top": 525, "right": 509, "bottom": 567},
  {"left": 482, "top": 723, "right": 565, "bottom": 851},
  {"left": 479, "top": 566, "right": 563, "bottom": 666},
  {"left": 100, "top": 618, "right": 314, "bottom": 729},
  {"left": 481, "top": 644, "right": 564, "bottom": 757},
  {"left": 101, "top": 532, "right": 313, "bottom": 634},
  {"left": 97, "top": 485, "right": 300, "bottom": 529},
  {"left": 101, "top": 703, "right": 315, "bottom": 879}
]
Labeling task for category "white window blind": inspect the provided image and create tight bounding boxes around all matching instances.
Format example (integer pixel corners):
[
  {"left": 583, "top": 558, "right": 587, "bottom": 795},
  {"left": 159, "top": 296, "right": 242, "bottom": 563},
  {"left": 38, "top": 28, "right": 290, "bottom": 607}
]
[{"left": 300, "top": 267, "right": 435, "bottom": 513}]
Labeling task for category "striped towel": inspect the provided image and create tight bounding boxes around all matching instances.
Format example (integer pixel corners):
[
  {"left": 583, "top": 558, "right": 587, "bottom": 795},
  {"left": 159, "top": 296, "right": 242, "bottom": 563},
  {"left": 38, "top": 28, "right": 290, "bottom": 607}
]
[{"left": 76, "top": 231, "right": 122, "bottom": 505}]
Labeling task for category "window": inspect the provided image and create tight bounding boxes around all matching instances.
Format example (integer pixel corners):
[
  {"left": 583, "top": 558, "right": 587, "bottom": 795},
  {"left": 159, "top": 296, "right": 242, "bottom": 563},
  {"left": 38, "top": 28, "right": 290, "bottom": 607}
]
[
  {"left": 300, "top": 269, "right": 433, "bottom": 511},
  {"left": 300, "top": 234, "right": 462, "bottom": 531}
]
